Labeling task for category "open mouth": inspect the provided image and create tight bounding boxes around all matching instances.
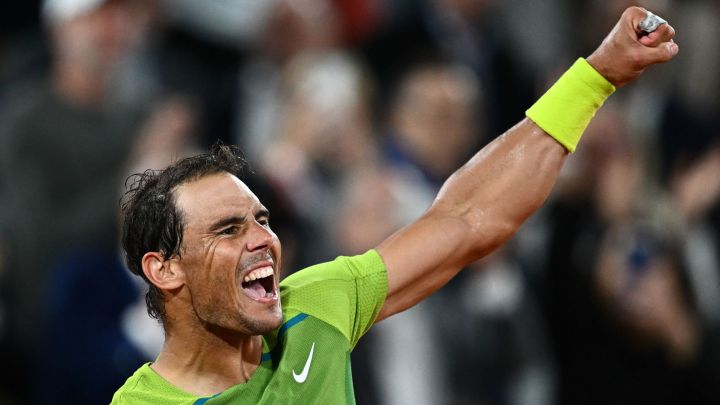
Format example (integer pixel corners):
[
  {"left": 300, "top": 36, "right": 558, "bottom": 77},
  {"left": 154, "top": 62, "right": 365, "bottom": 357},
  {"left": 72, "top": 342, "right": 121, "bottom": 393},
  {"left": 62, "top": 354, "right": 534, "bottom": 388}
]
[{"left": 241, "top": 265, "right": 276, "bottom": 301}]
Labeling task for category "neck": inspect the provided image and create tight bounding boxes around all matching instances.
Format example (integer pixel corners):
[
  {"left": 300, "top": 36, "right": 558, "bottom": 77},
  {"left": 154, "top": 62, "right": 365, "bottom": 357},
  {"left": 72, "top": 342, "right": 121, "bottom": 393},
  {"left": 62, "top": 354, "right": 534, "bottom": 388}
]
[{"left": 151, "top": 320, "right": 264, "bottom": 396}]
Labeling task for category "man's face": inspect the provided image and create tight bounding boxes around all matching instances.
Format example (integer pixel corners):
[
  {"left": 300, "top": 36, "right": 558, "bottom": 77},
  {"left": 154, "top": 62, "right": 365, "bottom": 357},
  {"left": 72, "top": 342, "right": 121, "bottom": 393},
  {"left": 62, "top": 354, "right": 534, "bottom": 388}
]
[
  {"left": 173, "top": 172, "right": 283, "bottom": 335},
  {"left": 54, "top": 0, "right": 151, "bottom": 75}
]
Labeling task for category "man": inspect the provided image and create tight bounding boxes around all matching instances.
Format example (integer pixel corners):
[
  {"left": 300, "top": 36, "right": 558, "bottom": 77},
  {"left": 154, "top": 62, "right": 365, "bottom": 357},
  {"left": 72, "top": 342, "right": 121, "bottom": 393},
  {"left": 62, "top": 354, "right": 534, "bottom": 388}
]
[{"left": 112, "top": 7, "right": 678, "bottom": 403}]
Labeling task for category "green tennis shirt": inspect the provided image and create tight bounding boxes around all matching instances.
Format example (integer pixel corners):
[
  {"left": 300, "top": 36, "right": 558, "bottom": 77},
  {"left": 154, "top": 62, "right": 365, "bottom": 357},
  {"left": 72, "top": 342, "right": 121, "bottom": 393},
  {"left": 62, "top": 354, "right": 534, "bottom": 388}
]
[{"left": 111, "top": 249, "right": 388, "bottom": 404}]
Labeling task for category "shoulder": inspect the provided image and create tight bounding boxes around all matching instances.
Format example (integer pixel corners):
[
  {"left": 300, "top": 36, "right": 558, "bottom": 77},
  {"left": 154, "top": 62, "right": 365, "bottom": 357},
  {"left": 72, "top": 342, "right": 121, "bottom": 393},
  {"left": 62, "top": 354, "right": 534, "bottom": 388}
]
[
  {"left": 111, "top": 364, "right": 147, "bottom": 405},
  {"left": 278, "top": 250, "right": 387, "bottom": 311},
  {"left": 111, "top": 363, "right": 198, "bottom": 405},
  {"left": 277, "top": 250, "right": 388, "bottom": 343},
  {"left": 280, "top": 249, "right": 387, "bottom": 291}
]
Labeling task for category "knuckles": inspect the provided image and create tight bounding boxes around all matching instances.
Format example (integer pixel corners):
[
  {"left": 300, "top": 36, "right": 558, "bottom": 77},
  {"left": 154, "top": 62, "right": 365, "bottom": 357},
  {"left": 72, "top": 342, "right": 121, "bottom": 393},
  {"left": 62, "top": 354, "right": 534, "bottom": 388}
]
[{"left": 623, "top": 6, "right": 647, "bottom": 21}]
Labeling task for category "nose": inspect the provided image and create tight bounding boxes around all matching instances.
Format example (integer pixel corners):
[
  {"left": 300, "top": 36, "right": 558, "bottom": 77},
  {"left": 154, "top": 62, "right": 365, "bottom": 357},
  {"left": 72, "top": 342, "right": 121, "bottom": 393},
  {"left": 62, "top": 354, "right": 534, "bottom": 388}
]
[{"left": 246, "top": 221, "right": 276, "bottom": 252}]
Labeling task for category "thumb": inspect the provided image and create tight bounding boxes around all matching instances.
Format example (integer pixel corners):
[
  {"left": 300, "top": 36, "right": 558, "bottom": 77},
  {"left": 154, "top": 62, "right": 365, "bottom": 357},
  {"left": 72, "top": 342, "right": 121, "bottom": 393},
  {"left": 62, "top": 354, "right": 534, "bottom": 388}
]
[{"left": 641, "top": 40, "right": 680, "bottom": 65}]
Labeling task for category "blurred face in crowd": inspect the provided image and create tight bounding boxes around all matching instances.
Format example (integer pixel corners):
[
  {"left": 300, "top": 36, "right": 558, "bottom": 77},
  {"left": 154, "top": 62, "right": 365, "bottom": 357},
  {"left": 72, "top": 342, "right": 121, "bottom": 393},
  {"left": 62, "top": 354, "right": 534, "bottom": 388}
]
[
  {"left": 51, "top": 0, "right": 151, "bottom": 74},
  {"left": 282, "top": 53, "right": 374, "bottom": 169},
  {"left": 171, "top": 172, "right": 283, "bottom": 335},
  {"left": 335, "top": 168, "right": 402, "bottom": 254},
  {"left": 263, "top": 0, "right": 340, "bottom": 62},
  {"left": 394, "top": 66, "right": 479, "bottom": 178}
]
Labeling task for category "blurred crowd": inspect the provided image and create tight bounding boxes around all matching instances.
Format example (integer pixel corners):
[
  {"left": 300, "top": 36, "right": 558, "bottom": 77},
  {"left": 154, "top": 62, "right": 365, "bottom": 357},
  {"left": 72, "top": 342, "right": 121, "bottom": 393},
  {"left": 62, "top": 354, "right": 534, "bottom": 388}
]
[{"left": 0, "top": 0, "right": 719, "bottom": 404}]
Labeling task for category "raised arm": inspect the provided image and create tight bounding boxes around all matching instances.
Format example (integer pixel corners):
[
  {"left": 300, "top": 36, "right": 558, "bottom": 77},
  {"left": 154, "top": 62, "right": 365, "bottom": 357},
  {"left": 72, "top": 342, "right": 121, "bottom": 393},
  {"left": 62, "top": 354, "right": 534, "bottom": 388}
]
[{"left": 375, "top": 6, "right": 678, "bottom": 321}]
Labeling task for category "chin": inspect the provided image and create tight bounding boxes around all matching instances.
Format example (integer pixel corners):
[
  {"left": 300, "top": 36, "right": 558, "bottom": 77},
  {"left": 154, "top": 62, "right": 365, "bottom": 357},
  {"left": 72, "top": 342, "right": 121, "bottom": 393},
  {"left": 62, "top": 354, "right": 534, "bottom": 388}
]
[
  {"left": 245, "top": 308, "right": 283, "bottom": 335},
  {"left": 264, "top": 308, "right": 285, "bottom": 331}
]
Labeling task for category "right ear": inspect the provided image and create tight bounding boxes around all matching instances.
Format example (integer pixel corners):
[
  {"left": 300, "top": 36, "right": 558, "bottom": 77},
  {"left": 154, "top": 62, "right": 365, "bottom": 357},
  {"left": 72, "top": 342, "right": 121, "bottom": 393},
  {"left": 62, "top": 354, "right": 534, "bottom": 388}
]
[{"left": 141, "top": 252, "right": 184, "bottom": 291}]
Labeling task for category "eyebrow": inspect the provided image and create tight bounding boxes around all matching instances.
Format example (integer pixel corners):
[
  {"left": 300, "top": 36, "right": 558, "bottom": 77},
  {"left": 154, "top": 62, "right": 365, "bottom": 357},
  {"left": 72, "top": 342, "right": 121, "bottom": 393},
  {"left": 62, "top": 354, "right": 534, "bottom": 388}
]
[
  {"left": 208, "top": 215, "right": 247, "bottom": 232},
  {"left": 207, "top": 208, "right": 270, "bottom": 231},
  {"left": 256, "top": 208, "right": 270, "bottom": 219}
]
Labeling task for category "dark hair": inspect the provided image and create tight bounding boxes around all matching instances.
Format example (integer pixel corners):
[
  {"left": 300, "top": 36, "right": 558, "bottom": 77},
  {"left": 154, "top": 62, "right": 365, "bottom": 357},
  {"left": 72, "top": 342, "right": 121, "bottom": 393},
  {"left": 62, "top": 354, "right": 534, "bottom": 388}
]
[{"left": 120, "top": 143, "right": 249, "bottom": 325}]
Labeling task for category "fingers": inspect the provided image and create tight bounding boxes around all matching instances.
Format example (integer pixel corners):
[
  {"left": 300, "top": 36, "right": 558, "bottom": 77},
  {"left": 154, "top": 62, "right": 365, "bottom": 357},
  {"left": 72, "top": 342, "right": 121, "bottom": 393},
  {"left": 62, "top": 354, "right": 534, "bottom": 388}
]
[
  {"left": 626, "top": 6, "right": 675, "bottom": 41},
  {"left": 639, "top": 23, "right": 675, "bottom": 46},
  {"left": 626, "top": 7, "right": 679, "bottom": 64},
  {"left": 638, "top": 21, "right": 679, "bottom": 64}
]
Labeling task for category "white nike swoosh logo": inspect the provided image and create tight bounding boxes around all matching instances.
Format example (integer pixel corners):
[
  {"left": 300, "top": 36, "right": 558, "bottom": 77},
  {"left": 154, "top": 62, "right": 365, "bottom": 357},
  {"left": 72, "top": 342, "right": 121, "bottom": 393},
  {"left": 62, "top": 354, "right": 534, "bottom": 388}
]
[{"left": 292, "top": 342, "right": 316, "bottom": 383}]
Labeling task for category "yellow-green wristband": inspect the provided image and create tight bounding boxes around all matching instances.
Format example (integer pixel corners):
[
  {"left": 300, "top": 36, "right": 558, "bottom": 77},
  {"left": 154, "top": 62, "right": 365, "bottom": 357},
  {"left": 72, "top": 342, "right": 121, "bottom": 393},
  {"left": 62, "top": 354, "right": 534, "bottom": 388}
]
[{"left": 526, "top": 58, "right": 615, "bottom": 153}]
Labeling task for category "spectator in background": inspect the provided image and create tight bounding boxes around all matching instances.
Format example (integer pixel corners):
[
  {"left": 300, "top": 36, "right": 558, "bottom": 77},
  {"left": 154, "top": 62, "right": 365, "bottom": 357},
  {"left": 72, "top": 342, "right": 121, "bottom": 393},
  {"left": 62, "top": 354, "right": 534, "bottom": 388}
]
[
  {"left": 235, "top": 0, "right": 344, "bottom": 163},
  {"left": 669, "top": 142, "right": 720, "bottom": 403},
  {"left": 671, "top": 145, "right": 720, "bottom": 328},
  {"left": 537, "top": 103, "right": 644, "bottom": 405},
  {"left": 37, "top": 236, "right": 162, "bottom": 405},
  {"left": 431, "top": 246, "right": 554, "bottom": 405},
  {"left": 659, "top": 1, "right": 720, "bottom": 179},
  {"left": 383, "top": 62, "right": 482, "bottom": 189},
  {"left": 260, "top": 50, "right": 378, "bottom": 267},
  {"left": 156, "top": 0, "right": 281, "bottom": 147},
  {"left": 361, "top": 0, "right": 537, "bottom": 136},
  {"left": 35, "top": 96, "right": 196, "bottom": 405},
  {"left": 0, "top": 0, "right": 189, "bottom": 403},
  {"left": 593, "top": 218, "right": 702, "bottom": 402},
  {"left": 0, "top": 1, "right": 46, "bottom": 91},
  {"left": 537, "top": 101, "right": 720, "bottom": 405}
]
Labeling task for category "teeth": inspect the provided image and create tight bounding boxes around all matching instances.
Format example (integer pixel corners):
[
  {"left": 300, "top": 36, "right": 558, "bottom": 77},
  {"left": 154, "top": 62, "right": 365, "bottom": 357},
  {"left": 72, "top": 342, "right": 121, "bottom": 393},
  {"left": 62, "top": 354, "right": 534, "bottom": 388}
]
[{"left": 243, "top": 266, "right": 274, "bottom": 283}]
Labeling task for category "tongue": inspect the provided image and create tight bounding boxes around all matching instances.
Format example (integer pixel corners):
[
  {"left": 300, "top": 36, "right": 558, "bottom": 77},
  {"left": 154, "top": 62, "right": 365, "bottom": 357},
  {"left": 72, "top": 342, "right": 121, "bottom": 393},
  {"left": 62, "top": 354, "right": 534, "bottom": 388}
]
[{"left": 243, "top": 280, "right": 266, "bottom": 300}]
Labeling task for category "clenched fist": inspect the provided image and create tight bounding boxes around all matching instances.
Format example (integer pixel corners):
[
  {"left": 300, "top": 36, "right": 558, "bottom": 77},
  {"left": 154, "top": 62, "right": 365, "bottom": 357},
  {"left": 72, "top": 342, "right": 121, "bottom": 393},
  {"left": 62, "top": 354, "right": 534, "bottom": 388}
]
[{"left": 587, "top": 7, "right": 678, "bottom": 87}]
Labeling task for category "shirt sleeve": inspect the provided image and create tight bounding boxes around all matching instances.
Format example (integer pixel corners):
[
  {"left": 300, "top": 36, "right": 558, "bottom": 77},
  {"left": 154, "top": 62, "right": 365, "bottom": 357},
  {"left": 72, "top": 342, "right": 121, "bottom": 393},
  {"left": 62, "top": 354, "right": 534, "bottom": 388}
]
[{"left": 279, "top": 249, "right": 388, "bottom": 347}]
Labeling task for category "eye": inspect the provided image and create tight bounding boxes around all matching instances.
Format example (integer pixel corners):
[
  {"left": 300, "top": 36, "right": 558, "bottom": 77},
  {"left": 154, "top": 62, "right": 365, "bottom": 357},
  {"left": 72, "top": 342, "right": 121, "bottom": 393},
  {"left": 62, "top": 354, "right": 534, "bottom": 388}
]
[
  {"left": 220, "top": 226, "right": 238, "bottom": 235},
  {"left": 257, "top": 215, "right": 270, "bottom": 227}
]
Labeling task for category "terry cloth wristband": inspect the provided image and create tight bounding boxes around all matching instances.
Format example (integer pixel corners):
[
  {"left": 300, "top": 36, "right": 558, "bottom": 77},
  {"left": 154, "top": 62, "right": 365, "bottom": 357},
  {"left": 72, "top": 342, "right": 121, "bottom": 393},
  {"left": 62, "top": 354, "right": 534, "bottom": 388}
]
[{"left": 526, "top": 58, "right": 616, "bottom": 153}]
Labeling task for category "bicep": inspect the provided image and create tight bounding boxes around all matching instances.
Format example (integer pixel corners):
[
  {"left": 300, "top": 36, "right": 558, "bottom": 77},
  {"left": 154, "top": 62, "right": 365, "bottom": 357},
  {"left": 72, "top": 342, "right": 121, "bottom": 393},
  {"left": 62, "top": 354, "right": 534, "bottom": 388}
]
[
  {"left": 374, "top": 119, "right": 567, "bottom": 321},
  {"left": 375, "top": 209, "right": 474, "bottom": 321}
]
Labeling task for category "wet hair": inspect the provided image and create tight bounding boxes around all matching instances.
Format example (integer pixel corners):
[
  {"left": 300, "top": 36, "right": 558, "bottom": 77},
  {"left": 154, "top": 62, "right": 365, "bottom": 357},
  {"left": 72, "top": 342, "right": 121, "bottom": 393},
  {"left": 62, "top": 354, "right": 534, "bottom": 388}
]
[{"left": 120, "top": 143, "right": 249, "bottom": 325}]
